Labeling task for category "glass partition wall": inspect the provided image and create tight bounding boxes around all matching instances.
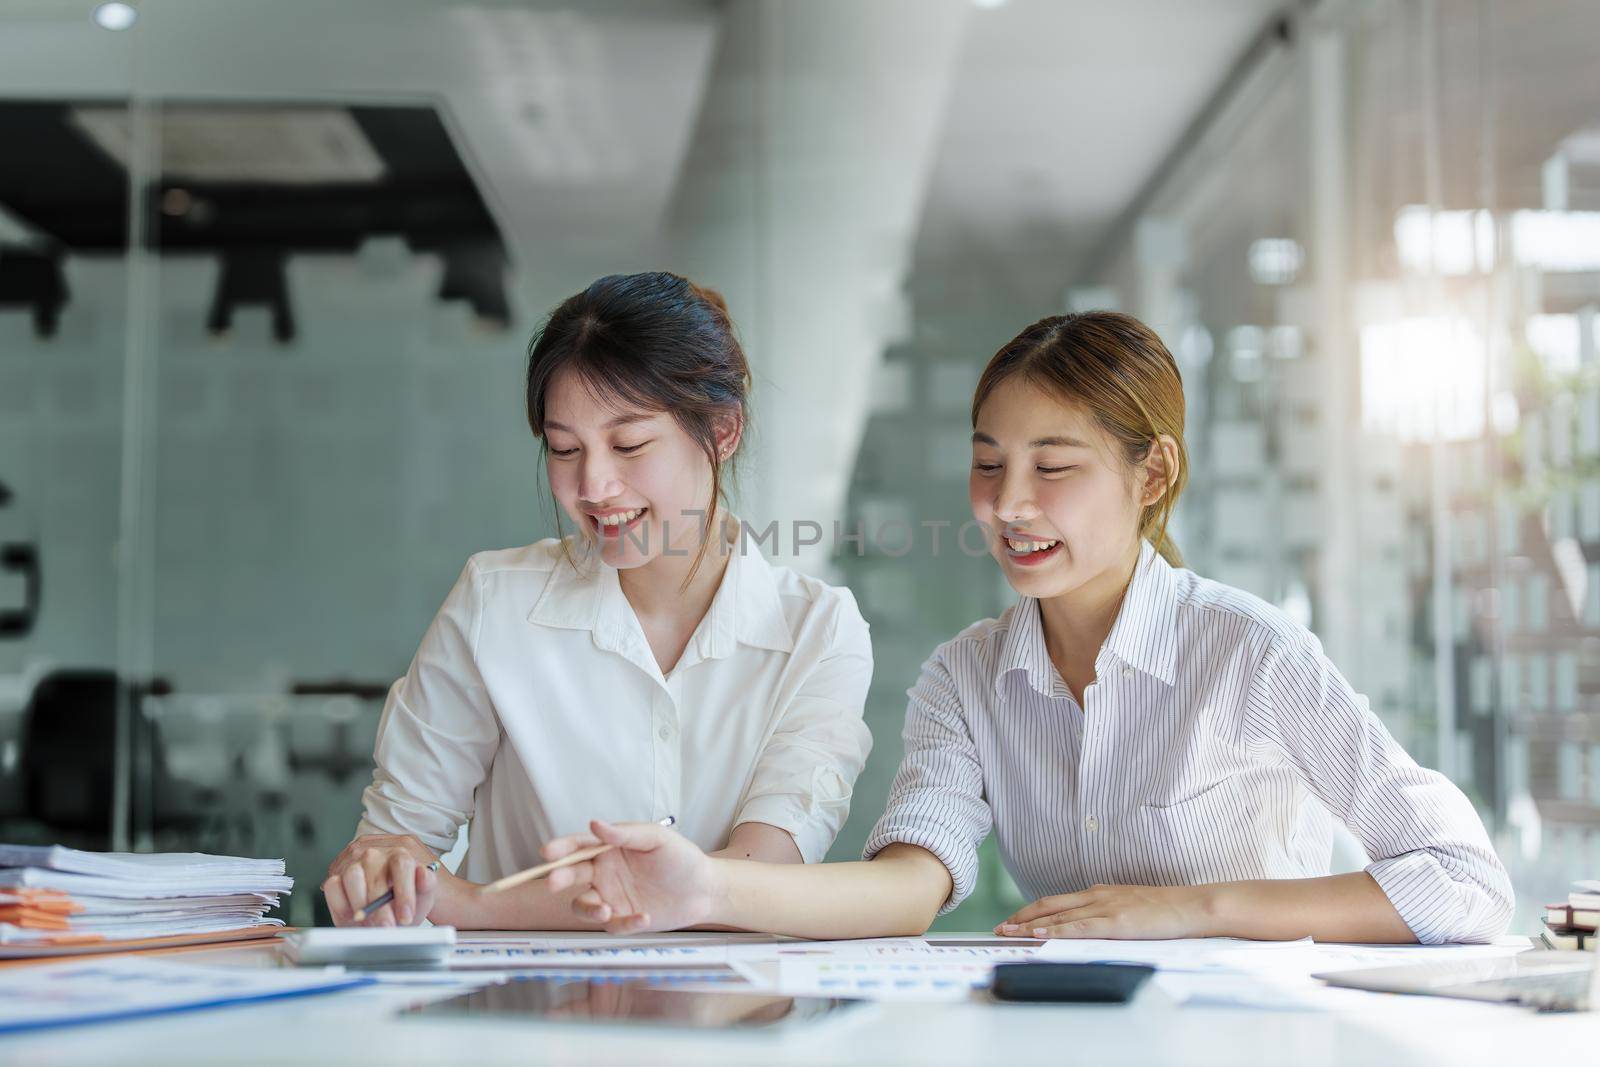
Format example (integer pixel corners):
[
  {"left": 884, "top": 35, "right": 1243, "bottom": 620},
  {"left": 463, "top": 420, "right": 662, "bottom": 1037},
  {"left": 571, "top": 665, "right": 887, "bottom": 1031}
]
[
  {"left": 1082, "top": 0, "right": 1600, "bottom": 932},
  {"left": 0, "top": 10, "right": 133, "bottom": 863}
]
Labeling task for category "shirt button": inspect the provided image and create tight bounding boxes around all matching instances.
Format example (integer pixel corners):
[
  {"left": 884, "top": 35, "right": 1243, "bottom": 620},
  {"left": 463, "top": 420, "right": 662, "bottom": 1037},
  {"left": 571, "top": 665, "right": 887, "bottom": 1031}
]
[
  {"left": 658, "top": 725, "right": 672, "bottom": 741},
  {"left": 1084, "top": 815, "right": 1100, "bottom": 832},
  {"left": 1122, "top": 666, "right": 1133, "bottom": 679}
]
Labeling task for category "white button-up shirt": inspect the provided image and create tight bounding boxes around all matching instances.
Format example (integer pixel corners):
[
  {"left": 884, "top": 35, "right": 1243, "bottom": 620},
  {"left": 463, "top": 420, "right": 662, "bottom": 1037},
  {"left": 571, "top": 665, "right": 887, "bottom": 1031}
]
[
  {"left": 865, "top": 540, "right": 1514, "bottom": 944},
  {"left": 357, "top": 536, "right": 874, "bottom": 879}
]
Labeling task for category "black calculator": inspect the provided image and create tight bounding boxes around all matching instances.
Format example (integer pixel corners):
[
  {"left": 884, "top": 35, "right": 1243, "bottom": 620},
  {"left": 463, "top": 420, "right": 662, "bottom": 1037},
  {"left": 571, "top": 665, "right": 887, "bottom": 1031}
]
[{"left": 990, "top": 962, "right": 1155, "bottom": 1003}]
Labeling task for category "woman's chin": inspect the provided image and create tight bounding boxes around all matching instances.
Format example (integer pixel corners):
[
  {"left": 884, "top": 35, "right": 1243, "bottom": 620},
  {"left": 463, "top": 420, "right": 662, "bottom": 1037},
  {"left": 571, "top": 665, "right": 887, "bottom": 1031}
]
[
  {"left": 998, "top": 554, "right": 1075, "bottom": 596},
  {"left": 599, "top": 540, "right": 655, "bottom": 569}
]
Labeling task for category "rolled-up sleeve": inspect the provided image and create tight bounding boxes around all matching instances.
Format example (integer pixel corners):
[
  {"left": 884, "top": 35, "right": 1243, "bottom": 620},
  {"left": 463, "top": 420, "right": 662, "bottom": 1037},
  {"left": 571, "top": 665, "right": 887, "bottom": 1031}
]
[
  {"left": 734, "top": 596, "right": 874, "bottom": 864},
  {"left": 1245, "top": 629, "right": 1514, "bottom": 944},
  {"left": 356, "top": 558, "right": 501, "bottom": 855},
  {"left": 863, "top": 652, "right": 993, "bottom": 915}
]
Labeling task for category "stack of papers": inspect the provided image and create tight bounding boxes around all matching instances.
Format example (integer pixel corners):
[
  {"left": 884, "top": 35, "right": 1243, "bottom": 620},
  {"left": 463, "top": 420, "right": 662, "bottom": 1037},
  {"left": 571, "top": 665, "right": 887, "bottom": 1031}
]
[{"left": 0, "top": 844, "right": 292, "bottom": 953}]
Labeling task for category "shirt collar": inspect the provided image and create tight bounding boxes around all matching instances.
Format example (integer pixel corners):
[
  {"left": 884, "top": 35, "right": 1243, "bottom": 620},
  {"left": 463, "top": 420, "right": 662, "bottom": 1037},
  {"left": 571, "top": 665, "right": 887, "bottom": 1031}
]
[
  {"left": 526, "top": 519, "right": 794, "bottom": 667},
  {"left": 994, "top": 596, "right": 1062, "bottom": 699},
  {"left": 1099, "top": 539, "right": 1179, "bottom": 685},
  {"left": 993, "top": 539, "right": 1179, "bottom": 698},
  {"left": 713, "top": 535, "right": 796, "bottom": 656}
]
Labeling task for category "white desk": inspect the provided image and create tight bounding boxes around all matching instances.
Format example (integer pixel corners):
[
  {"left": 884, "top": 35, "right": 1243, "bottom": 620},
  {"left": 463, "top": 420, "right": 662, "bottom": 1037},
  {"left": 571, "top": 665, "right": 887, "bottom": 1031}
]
[{"left": 2, "top": 935, "right": 1596, "bottom": 1066}]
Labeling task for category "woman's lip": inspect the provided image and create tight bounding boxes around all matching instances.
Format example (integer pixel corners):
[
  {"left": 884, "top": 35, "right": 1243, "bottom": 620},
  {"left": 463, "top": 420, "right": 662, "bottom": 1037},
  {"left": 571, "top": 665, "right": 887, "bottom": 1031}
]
[
  {"left": 590, "top": 508, "right": 648, "bottom": 538},
  {"left": 1006, "top": 541, "right": 1063, "bottom": 567}
]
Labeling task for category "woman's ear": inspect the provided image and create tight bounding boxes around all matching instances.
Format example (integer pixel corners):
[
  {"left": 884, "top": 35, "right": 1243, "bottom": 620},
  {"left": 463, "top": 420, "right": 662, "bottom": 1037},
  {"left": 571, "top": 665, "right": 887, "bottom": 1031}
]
[
  {"left": 713, "top": 410, "right": 744, "bottom": 462},
  {"left": 1140, "top": 435, "right": 1180, "bottom": 507}
]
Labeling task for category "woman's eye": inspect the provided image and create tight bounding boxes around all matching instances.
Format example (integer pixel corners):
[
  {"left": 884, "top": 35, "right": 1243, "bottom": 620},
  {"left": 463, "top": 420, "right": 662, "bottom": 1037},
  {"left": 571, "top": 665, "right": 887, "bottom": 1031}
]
[
  {"left": 972, "top": 462, "right": 1001, "bottom": 474},
  {"left": 615, "top": 441, "right": 652, "bottom": 455},
  {"left": 549, "top": 446, "right": 579, "bottom": 458},
  {"left": 1038, "top": 465, "right": 1078, "bottom": 474}
]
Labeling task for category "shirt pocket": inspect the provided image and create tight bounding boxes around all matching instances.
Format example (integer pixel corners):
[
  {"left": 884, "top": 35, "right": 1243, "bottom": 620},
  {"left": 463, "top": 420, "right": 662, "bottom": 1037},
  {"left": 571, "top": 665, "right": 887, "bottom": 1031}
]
[{"left": 1133, "top": 774, "right": 1263, "bottom": 886}]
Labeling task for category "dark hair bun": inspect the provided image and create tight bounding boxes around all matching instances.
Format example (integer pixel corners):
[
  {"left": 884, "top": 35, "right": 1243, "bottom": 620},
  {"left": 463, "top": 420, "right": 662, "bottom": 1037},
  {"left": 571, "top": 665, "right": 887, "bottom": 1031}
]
[{"left": 686, "top": 282, "right": 731, "bottom": 323}]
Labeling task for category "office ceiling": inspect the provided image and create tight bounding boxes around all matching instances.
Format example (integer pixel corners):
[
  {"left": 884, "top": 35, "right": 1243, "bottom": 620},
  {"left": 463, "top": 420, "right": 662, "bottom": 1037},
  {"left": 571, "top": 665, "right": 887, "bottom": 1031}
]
[
  {"left": 914, "top": 0, "right": 1284, "bottom": 306},
  {"left": 0, "top": 0, "right": 720, "bottom": 272}
]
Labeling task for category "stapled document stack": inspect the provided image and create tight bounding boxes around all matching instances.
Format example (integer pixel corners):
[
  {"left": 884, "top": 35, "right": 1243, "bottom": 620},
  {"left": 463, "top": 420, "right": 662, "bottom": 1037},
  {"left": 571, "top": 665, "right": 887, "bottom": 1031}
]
[
  {"left": 0, "top": 843, "right": 293, "bottom": 956},
  {"left": 1541, "top": 879, "right": 1600, "bottom": 952}
]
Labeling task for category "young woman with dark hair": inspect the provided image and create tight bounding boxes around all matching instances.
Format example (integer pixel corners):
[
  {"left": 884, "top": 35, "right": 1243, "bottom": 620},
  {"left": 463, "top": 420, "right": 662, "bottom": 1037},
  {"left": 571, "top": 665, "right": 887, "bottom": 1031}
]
[
  {"left": 539, "top": 310, "right": 1513, "bottom": 946},
  {"left": 323, "top": 272, "right": 873, "bottom": 928}
]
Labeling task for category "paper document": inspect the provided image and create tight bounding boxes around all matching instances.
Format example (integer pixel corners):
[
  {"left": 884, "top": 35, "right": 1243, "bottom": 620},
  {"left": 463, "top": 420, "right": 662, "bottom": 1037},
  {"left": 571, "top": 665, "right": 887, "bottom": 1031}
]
[
  {"left": 0, "top": 957, "right": 369, "bottom": 1034},
  {"left": 0, "top": 845, "right": 286, "bottom": 881},
  {"left": 0, "top": 844, "right": 291, "bottom": 954},
  {"left": 0, "top": 866, "right": 292, "bottom": 899},
  {"left": 716, "top": 936, "right": 1042, "bottom": 1001},
  {"left": 1035, "top": 936, "right": 1534, "bottom": 1012},
  {"left": 1151, "top": 972, "right": 1340, "bottom": 1011},
  {"left": 758, "top": 958, "right": 989, "bottom": 1001},
  {"left": 1036, "top": 936, "right": 1311, "bottom": 972},
  {"left": 2, "top": 915, "right": 283, "bottom": 944},
  {"left": 769, "top": 937, "right": 1041, "bottom": 963},
  {"left": 450, "top": 942, "right": 734, "bottom": 969}
]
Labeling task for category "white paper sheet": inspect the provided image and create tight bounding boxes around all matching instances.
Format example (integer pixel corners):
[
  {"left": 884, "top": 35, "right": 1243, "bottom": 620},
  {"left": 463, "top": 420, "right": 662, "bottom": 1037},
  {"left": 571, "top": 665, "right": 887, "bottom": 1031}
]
[
  {"left": 1150, "top": 972, "right": 1343, "bottom": 1011},
  {"left": 0, "top": 845, "right": 286, "bottom": 881},
  {"left": 1037, "top": 936, "right": 1536, "bottom": 1012},
  {"left": 767, "top": 937, "right": 1042, "bottom": 963},
  {"left": 449, "top": 942, "right": 735, "bottom": 969},
  {"left": 752, "top": 958, "right": 987, "bottom": 1001},
  {"left": 0, "top": 957, "right": 367, "bottom": 1034},
  {"left": 1036, "top": 936, "right": 1312, "bottom": 972},
  {"left": 0, "top": 867, "right": 293, "bottom": 899},
  {"left": 0, "top": 916, "right": 283, "bottom": 944}
]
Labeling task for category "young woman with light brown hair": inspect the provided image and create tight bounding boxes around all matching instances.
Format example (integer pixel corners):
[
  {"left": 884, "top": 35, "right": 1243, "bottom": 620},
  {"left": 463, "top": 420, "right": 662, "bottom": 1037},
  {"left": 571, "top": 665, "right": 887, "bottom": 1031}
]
[{"left": 539, "top": 309, "right": 1513, "bottom": 945}]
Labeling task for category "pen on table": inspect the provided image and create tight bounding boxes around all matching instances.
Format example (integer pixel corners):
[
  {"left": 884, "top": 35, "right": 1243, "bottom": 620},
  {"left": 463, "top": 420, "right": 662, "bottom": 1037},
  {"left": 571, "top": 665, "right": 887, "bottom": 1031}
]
[
  {"left": 482, "top": 815, "right": 677, "bottom": 894},
  {"left": 355, "top": 860, "right": 441, "bottom": 922}
]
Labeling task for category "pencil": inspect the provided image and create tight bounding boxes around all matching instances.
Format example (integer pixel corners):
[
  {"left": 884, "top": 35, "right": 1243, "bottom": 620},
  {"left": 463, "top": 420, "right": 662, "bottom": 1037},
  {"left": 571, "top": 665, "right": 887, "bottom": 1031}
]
[
  {"left": 482, "top": 815, "right": 676, "bottom": 894},
  {"left": 355, "top": 859, "right": 441, "bottom": 922}
]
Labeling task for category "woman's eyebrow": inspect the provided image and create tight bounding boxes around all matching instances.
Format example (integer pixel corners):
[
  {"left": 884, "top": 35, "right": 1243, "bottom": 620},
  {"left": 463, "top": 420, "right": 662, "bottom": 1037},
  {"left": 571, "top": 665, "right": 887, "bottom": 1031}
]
[
  {"left": 971, "top": 431, "right": 1089, "bottom": 448},
  {"left": 544, "top": 414, "right": 655, "bottom": 433}
]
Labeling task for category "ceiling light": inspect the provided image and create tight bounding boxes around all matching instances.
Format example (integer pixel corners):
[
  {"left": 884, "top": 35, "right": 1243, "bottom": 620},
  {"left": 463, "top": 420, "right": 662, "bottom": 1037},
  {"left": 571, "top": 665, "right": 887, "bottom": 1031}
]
[
  {"left": 1247, "top": 237, "right": 1303, "bottom": 286},
  {"left": 1512, "top": 210, "right": 1600, "bottom": 273},
  {"left": 1392, "top": 205, "right": 1494, "bottom": 276},
  {"left": 93, "top": 3, "right": 137, "bottom": 31},
  {"left": 972, "top": 0, "right": 1008, "bottom": 9}
]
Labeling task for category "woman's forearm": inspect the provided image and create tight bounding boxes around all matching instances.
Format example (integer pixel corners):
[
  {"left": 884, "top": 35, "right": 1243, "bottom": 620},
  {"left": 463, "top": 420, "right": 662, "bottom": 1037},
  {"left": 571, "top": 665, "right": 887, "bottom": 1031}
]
[
  {"left": 1202, "top": 871, "right": 1416, "bottom": 943},
  {"left": 710, "top": 820, "right": 804, "bottom": 864},
  {"left": 434, "top": 823, "right": 805, "bottom": 931},
  {"left": 706, "top": 844, "right": 952, "bottom": 939},
  {"left": 431, "top": 872, "right": 603, "bottom": 931}
]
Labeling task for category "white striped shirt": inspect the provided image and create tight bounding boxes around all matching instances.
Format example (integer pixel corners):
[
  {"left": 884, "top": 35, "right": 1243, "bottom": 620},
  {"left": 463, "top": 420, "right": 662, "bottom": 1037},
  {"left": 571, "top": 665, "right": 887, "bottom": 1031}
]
[{"left": 864, "top": 540, "right": 1514, "bottom": 944}]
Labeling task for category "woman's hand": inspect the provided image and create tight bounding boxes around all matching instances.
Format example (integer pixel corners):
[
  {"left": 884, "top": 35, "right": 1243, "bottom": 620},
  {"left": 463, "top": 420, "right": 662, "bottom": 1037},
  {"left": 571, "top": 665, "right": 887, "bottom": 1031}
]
[
  {"left": 323, "top": 834, "right": 465, "bottom": 927},
  {"left": 543, "top": 819, "right": 720, "bottom": 933},
  {"left": 995, "top": 883, "right": 1212, "bottom": 939}
]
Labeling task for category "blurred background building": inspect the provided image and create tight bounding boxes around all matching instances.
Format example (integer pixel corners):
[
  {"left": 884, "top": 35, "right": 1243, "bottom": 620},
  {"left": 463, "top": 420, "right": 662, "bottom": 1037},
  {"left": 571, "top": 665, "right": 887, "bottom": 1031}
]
[{"left": 0, "top": 0, "right": 1596, "bottom": 932}]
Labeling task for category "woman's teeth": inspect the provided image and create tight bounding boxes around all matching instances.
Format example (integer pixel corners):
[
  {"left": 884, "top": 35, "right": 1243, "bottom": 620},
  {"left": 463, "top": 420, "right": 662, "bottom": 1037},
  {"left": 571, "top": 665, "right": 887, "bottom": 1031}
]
[
  {"left": 596, "top": 508, "right": 646, "bottom": 527},
  {"left": 1007, "top": 537, "right": 1059, "bottom": 553}
]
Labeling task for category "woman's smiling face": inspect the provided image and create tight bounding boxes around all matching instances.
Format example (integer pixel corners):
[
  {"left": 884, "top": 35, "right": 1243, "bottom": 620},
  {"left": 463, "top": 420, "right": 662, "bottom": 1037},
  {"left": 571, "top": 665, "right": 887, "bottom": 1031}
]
[
  {"left": 969, "top": 375, "right": 1149, "bottom": 599},
  {"left": 542, "top": 368, "right": 725, "bottom": 570}
]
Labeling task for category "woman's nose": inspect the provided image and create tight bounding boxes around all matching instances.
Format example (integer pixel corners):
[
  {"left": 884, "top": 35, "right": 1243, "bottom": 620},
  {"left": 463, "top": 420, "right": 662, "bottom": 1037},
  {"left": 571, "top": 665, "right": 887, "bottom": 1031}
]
[
  {"left": 992, "top": 471, "right": 1037, "bottom": 525},
  {"left": 578, "top": 455, "right": 623, "bottom": 503}
]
